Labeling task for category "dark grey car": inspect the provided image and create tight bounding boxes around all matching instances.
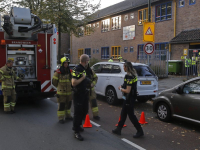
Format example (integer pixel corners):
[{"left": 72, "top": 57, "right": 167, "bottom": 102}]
[{"left": 153, "top": 77, "right": 200, "bottom": 123}]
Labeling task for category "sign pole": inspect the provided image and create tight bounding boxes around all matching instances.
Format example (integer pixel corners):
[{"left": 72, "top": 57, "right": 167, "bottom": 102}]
[{"left": 147, "top": 0, "right": 151, "bottom": 66}]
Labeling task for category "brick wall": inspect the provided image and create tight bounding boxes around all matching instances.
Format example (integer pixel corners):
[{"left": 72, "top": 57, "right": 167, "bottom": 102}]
[{"left": 71, "top": 0, "right": 199, "bottom": 63}]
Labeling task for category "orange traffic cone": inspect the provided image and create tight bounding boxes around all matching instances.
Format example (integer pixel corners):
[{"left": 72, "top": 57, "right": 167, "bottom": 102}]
[
  {"left": 115, "top": 116, "right": 127, "bottom": 127},
  {"left": 139, "top": 112, "right": 148, "bottom": 124},
  {"left": 83, "top": 114, "right": 92, "bottom": 128}
]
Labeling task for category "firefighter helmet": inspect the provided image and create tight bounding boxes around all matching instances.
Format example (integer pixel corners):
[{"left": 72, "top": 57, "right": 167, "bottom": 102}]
[{"left": 60, "top": 57, "right": 70, "bottom": 66}]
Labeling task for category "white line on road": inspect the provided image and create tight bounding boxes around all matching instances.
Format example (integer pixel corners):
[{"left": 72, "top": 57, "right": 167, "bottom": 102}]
[
  {"left": 121, "top": 138, "right": 146, "bottom": 150},
  {"left": 90, "top": 120, "right": 101, "bottom": 127}
]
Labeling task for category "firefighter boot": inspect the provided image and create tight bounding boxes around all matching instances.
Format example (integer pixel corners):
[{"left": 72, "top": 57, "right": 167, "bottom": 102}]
[
  {"left": 112, "top": 127, "right": 122, "bottom": 135},
  {"left": 133, "top": 127, "right": 144, "bottom": 138},
  {"left": 74, "top": 132, "right": 84, "bottom": 141}
]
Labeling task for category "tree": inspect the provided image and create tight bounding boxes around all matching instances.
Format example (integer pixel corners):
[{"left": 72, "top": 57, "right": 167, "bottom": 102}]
[{"left": 0, "top": 0, "right": 100, "bottom": 60}]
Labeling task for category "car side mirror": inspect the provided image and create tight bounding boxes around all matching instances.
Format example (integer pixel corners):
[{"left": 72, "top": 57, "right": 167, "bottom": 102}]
[{"left": 176, "top": 87, "right": 182, "bottom": 94}]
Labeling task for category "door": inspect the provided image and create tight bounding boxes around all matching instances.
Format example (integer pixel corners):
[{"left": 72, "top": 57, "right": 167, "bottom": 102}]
[{"left": 171, "top": 79, "right": 200, "bottom": 120}]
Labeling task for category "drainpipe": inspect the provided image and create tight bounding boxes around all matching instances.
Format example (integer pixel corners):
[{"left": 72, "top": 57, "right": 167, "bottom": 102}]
[{"left": 174, "top": 0, "right": 177, "bottom": 37}]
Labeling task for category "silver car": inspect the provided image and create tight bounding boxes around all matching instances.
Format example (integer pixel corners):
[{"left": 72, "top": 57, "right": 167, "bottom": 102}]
[{"left": 153, "top": 77, "right": 200, "bottom": 123}]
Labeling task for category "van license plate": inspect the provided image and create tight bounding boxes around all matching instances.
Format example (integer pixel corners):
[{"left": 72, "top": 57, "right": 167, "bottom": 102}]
[{"left": 141, "top": 81, "right": 151, "bottom": 85}]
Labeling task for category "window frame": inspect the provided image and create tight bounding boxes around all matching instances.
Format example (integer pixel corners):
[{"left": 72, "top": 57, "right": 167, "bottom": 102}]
[
  {"left": 111, "top": 46, "right": 121, "bottom": 59},
  {"left": 101, "top": 18, "right": 110, "bottom": 33},
  {"left": 124, "top": 47, "right": 128, "bottom": 53},
  {"left": 179, "top": 0, "right": 185, "bottom": 7},
  {"left": 84, "top": 24, "right": 92, "bottom": 35},
  {"left": 85, "top": 48, "right": 91, "bottom": 58},
  {"left": 101, "top": 47, "right": 110, "bottom": 59},
  {"left": 154, "top": 42, "right": 168, "bottom": 60},
  {"left": 155, "top": 2, "right": 172, "bottom": 22},
  {"left": 189, "top": 0, "right": 196, "bottom": 5},
  {"left": 137, "top": 44, "right": 147, "bottom": 60},
  {"left": 78, "top": 48, "right": 84, "bottom": 58},
  {"left": 138, "top": 7, "right": 152, "bottom": 25},
  {"left": 130, "top": 47, "right": 134, "bottom": 53},
  {"left": 111, "top": 15, "right": 121, "bottom": 30}
]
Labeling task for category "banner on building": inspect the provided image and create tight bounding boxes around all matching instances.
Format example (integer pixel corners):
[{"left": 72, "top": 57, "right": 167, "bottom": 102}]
[{"left": 123, "top": 25, "right": 135, "bottom": 41}]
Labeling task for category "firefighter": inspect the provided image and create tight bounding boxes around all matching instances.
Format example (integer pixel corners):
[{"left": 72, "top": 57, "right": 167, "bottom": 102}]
[
  {"left": 192, "top": 53, "right": 198, "bottom": 76},
  {"left": 71, "top": 54, "right": 90, "bottom": 141},
  {"left": 185, "top": 56, "right": 191, "bottom": 76},
  {"left": 0, "top": 58, "right": 22, "bottom": 114},
  {"left": 108, "top": 56, "right": 114, "bottom": 62},
  {"left": 85, "top": 63, "right": 100, "bottom": 120},
  {"left": 52, "top": 56, "right": 73, "bottom": 124}
]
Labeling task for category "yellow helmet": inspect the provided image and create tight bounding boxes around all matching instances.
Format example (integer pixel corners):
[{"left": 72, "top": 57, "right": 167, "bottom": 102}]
[
  {"left": 60, "top": 57, "right": 70, "bottom": 66},
  {"left": 8, "top": 58, "right": 14, "bottom": 62},
  {"left": 199, "top": 52, "right": 200, "bottom": 56},
  {"left": 118, "top": 56, "right": 122, "bottom": 59}
]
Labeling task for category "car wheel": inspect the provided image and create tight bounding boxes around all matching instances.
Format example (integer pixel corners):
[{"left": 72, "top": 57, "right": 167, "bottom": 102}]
[
  {"left": 105, "top": 87, "right": 118, "bottom": 105},
  {"left": 137, "top": 96, "right": 149, "bottom": 103},
  {"left": 156, "top": 103, "right": 171, "bottom": 122}
]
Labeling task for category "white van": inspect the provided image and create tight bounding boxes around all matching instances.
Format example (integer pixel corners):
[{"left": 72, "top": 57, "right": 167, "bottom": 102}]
[{"left": 91, "top": 62, "right": 158, "bottom": 105}]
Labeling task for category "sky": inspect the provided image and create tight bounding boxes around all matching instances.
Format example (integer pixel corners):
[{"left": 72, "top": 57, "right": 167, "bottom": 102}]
[{"left": 94, "top": 0, "right": 125, "bottom": 9}]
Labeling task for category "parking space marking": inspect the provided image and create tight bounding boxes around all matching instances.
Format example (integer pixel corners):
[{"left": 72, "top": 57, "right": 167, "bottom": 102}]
[
  {"left": 90, "top": 120, "right": 101, "bottom": 127},
  {"left": 121, "top": 138, "right": 146, "bottom": 150}
]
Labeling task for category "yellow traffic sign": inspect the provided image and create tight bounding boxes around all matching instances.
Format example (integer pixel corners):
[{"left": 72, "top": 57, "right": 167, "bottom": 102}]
[
  {"left": 181, "top": 56, "right": 186, "bottom": 59},
  {"left": 183, "top": 49, "right": 188, "bottom": 56},
  {"left": 143, "top": 22, "right": 155, "bottom": 42}
]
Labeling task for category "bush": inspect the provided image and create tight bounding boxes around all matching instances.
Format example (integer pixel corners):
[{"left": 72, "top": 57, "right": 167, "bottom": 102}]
[{"left": 89, "top": 58, "right": 100, "bottom": 66}]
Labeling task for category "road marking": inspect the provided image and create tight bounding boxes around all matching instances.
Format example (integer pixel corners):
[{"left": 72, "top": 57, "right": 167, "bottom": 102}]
[
  {"left": 121, "top": 138, "right": 146, "bottom": 150},
  {"left": 90, "top": 120, "right": 101, "bottom": 127}
]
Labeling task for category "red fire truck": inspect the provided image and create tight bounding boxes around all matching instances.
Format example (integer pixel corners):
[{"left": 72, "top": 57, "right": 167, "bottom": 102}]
[{"left": 0, "top": 7, "right": 57, "bottom": 98}]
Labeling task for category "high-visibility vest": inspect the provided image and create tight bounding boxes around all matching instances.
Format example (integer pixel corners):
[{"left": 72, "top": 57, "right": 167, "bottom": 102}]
[
  {"left": 192, "top": 57, "right": 198, "bottom": 65},
  {"left": 108, "top": 59, "right": 113, "bottom": 62},
  {"left": 185, "top": 58, "right": 191, "bottom": 67}
]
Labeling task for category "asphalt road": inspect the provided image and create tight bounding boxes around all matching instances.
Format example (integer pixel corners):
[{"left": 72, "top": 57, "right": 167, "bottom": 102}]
[
  {"left": 0, "top": 98, "right": 137, "bottom": 150},
  {"left": 0, "top": 77, "right": 200, "bottom": 150}
]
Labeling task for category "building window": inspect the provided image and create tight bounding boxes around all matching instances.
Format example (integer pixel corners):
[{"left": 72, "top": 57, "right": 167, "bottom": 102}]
[
  {"left": 179, "top": 0, "right": 185, "bottom": 7},
  {"left": 78, "top": 26, "right": 84, "bottom": 36},
  {"left": 96, "top": 22, "right": 99, "bottom": 28},
  {"left": 130, "top": 13, "right": 134, "bottom": 19},
  {"left": 155, "top": 43, "right": 168, "bottom": 60},
  {"left": 130, "top": 47, "right": 134, "bottom": 52},
  {"left": 101, "top": 47, "right": 109, "bottom": 59},
  {"left": 85, "top": 48, "right": 91, "bottom": 58},
  {"left": 189, "top": 0, "right": 196, "bottom": 5},
  {"left": 111, "top": 46, "right": 121, "bottom": 59},
  {"left": 93, "top": 49, "right": 95, "bottom": 54},
  {"left": 156, "top": 2, "right": 172, "bottom": 22},
  {"left": 93, "top": 24, "right": 95, "bottom": 28},
  {"left": 138, "top": 8, "right": 151, "bottom": 25},
  {"left": 111, "top": 16, "right": 121, "bottom": 30},
  {"left": 124, "top": 47, "right": 128, "bottom": 53},
  {"left": 124, "top": 15, "right": 128, "bottom": 21},
  {"left": 78, "top": 49, "right": 84, "bottom": 58},
  {"left": 137, "top": 44, "right": 147, "bottom": 60},
  {"left": 102, "top": 19, "right": 110, "bottom": 32},
  {"left": 84, "top": 24, "right": 91, "bottom": 35}
]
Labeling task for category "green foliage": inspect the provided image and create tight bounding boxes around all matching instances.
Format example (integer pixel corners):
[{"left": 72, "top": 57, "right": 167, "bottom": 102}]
[{"left": 89, "top": 58, "right": 99, "bottom": 67}]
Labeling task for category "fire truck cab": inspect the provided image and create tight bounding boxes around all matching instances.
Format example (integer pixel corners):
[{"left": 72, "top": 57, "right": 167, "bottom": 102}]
[{"left": 0, "top": 7, "right": 57, "bottom": 98}]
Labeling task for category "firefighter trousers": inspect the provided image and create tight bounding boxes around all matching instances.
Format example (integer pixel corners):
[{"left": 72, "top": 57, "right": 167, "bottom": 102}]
[
  {"left": 89, "top": 89, "right": 99, "bottom": 117},
  {"left": 118, "top": 97, "right": 141, "bottom": 131},
  {"left": 3, "top": 89, "right": 16, "bottom": 112},
  {"left": 57, "top": 94, "right": 72, "bottom": 121},
  {"left": 73, "top": 91, "right": 89, "bottom": 132}
]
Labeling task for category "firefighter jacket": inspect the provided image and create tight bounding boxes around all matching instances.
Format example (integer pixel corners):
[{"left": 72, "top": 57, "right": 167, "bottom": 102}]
[
  {"left": 86, "top": 68, "right": 98, "bottom": 91},
  {"left": 0, "top": 65, "right": 21, "bottom": 90},
  {"left": 52, "top": 68, "right": 72, "bottom": 96}
]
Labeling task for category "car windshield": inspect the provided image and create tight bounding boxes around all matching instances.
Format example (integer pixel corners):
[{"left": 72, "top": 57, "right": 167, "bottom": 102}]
[{"left": 133, "top": 65, "right": 156, "bottom": 77}]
